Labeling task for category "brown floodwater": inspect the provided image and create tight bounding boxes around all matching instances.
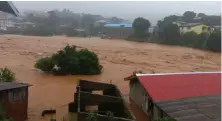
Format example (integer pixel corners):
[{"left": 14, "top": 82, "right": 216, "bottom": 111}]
[{"left": 0, "top": 35, "right": 220, "bottom": 121}]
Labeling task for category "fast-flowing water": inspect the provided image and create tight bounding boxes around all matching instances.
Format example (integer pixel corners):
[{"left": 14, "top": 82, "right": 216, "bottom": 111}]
[{"left": 0, "top": 35, "right": 220, "bottom": 121}]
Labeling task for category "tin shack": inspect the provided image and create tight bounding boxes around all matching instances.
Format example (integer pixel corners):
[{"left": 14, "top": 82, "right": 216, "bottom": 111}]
[{"left": 0, "top": 82, "right": 30, "bottom": 121}]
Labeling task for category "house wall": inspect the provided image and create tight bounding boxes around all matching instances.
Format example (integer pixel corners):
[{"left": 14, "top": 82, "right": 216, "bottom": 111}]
[
  {"left": 1, "top": 87, "right": 28, "bottom": 121},
  {"left": 102, "top": 27, "right": 133, "bottom": 39},
  {"left": 129, "top": 79, "right": 165, "bottom": 121},
  {"left": 180, "top": 24, "right": 210, "bottom": 35}
]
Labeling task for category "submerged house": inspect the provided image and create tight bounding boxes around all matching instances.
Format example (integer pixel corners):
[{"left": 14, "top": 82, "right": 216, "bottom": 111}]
[
  {"left": 0, "top": 82, "right": 30, "bottom": 121},
  {"left": 67, "top": 80, "right": 135, "bottom": 121},
  {"left": 102, "top": 23, "right": 133, "bottom": 39},
  {"left": 125, "top": 72, "right": 221, "bottom": 121}
]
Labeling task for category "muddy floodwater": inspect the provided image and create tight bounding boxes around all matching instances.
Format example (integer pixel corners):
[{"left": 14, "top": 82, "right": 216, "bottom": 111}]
[{"left": 0, "top": 35, "right": 220, "bottom": 121}]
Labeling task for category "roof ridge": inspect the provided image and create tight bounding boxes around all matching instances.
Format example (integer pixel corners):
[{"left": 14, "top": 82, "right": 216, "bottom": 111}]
[{"left": 136, "top": 71, "right": 221, "bottom": 76}]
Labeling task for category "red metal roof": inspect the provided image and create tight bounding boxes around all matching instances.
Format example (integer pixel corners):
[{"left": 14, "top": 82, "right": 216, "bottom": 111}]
[{"left": 137, "top": 72, "right": 221, "bottom": 101}]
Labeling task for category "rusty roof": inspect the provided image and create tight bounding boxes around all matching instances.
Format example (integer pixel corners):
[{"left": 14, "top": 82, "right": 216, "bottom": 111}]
[
  {"left": 155, "top": 94, "right": 221, "bottom": 121},
  {"left": 0, "top": 82, "right": 30, "bottom": 91}
]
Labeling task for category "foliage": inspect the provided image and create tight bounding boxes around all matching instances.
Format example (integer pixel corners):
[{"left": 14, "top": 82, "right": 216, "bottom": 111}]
[
  {"left": 35, "top": 57, "right": 54, "bottom": 72},
  {"left": 155, "top": 12, "right": 221, "bottom": 52},
  {"left": 106, "top": 111, "right": 115, "bottom": 121},
  {"left": 206, "top": 30, "right": 221, "bottom": 52},
  {"left": 86, "top": 111, "right": 97, "bottom": 121},
  {"left": 21, "top": 9, "right": 126, "bottom": 36},
  {"left": 180, "top": 31, "right": 199, "bottom": 47},
  {"left": 161, "top": 23, "right": 180, "bottom": 45},
  {"left": 183, "top": 11, "right": 196, "bottom": 22},
  {"left": 22, "top": 24, "right": 54, "bottom": 36},
  {"left": 196, "top": 32, "right": 209, "bottom": 49},
  {"left": 0, "top": 67, "right": 15, "bottom": 82},
  {"left": 197, "top": 13, "right": 206, "bottom": 18},
  {"left": 35, "top": 45, "right": 102, "bottom": 75},
  {"left": 132, "top": 17, "right": 151, "bottom": 37}
]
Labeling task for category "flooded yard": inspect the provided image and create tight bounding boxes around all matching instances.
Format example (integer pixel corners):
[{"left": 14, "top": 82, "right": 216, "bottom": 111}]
[{"left": 0, "top": 35, "right": 220, "bottom": 121}]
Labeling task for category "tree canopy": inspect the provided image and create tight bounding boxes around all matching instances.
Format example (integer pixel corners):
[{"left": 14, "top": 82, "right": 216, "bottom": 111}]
[
  {"left": 206, "top": 30, "right": 221, "bottom": 52},
  {"left": 132, "top": 17, "right": 151, "bottom": 36},
  {"left": 183, "top": 11, "right": 196, "bottom": 22}
]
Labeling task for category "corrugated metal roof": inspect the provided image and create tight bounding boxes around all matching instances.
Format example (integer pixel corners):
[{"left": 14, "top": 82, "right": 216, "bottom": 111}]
[
  {"left": 155, "top": 94, "right": 221, "bottom": 121},
  {"left": 0, "top": 82, "right": 30, "bottom": 91},
  {"left": 137, "top": 72, "right": 221, "bottom": 101},
  {"left": 0, "top": 1, "right": 19, "bottom": 17},
  {"left": 104, "top": 23, "right": 132, "bottom": 28}
]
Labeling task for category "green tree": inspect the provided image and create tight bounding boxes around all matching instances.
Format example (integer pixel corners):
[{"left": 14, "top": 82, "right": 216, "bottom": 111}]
[
  {"left": 35, "top": 45, "right": 102, "bottom": 75},
  {"left": 183, "top": 11, "right": 196, "bottom": 22},
  {"left": 132, "top": 17, "right": 151, "bottom": 37},
  {"left": 0, "top": 67, "right": 15, "bottom": 82},
  {"left": 197, "top": 13, "right": 206, "bottom": 18},
  {"left": 180, "top": 31, "right": 199, "bottom": 47},
  {"left": 197, "top": 32, "right": 209, "bottom": 49},
  {"left": 162, "top": 23, "right": 180, "bottom": 45},
  {"left": 206, "top": 30, "right": 221, "bottom": 52}
]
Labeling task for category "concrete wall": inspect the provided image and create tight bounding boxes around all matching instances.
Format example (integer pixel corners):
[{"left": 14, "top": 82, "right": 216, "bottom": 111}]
[
  {"left": 129, "top": 80, "right": 149, "bottom": 114},
  {"left": 180, "top": 24, "right": 210, "bottom": 35},
  {"left": 129, "top": 79, "right": 164, "bottom": 120},
  {"left": 102, "top": 27, "right": 133, "bottom": 39}
]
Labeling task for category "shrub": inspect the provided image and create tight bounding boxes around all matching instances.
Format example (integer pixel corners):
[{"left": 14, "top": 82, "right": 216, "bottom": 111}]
[
  {"left": 0, "top": 67, "right": 15, "bottom": 82},
  {"left": 35, "top": 57, "right": 54, "bottom": 72},
  {"left": 206, "top": 30, "right": 221, "bottom": 52},
  {"left": 180, "top": 31, "right": 199, "bottom": 47},
  {"left": 35, "top": 45, "right": 102, "bottom": 75}
]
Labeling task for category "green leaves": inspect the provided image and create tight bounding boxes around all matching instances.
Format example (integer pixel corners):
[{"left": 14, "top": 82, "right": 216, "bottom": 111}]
[
  {"left": 133, "top": 17, "right": 151, "bottom": 37},
  {"left": 0, "top": 67, "right": 15, "bottom": 82},
  {"left": 35, "top": 45, "right": 102, "bottom": 75},
  {"left": 206, "top": 30, "right": 221, "bottom": 52}
]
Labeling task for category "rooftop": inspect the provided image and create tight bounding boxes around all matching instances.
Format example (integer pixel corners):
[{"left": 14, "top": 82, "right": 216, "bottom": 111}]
[
  {"left": 136, "top": 71, "right": 221, "bottom": 101},
  {"left": 155, "top": 94, "right": 221, "bottom": 121},
  {"left": 104, "top": 23, "right": 132, "bottom": 28},
  {"left": 0, "top": 1, "right": 19, "bottom": 17},
  {"left": 179, "top": 23, "right": 204, "bottom": 27},
  {"left": 0, "top": 82, "right": 30, "bottom": 91},
  {"left": 136, "top": 72, "right": 221, "bottom": 121}
]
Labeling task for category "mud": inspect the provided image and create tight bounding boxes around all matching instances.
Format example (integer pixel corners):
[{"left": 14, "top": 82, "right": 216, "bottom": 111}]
[{"left": 0, "top": 35, "right": 220, "bottom": 121}]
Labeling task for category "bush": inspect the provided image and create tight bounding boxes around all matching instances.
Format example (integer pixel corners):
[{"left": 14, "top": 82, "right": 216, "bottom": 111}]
[
  {"left": 0, "top": 67, "right": 15, "bottom": 82},
  {"left": 206, "top": 30, "right": 221, "bottom": 52},
  {"left": 35, "top": 45, "right": 102, "bottom": 75},
  {"left": 180, "top": 31, "right": 199, "bottom": 47},
  {"left": 35, "top": 57, "right": 54, "bottom": 72}
]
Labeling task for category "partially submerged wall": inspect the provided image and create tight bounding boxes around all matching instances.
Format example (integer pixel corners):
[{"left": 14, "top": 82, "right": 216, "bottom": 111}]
[{"left": 68, "top": 80, "right": 135, "bottom": 121}]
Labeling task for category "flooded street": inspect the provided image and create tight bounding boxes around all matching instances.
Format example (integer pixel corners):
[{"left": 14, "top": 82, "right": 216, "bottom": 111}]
[{"left": 0, "top": 35, "right": 220, "bottom": 121}]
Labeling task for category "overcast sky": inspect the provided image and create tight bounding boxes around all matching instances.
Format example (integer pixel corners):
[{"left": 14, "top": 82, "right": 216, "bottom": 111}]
[{"left": 13, "top": 1, "right": 221, "bottom": 24}]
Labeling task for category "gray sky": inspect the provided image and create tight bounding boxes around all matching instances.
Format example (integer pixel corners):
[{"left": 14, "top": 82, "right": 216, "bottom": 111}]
[{"left": 13, "top": 1, "right": 221, "bottom": 24}]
